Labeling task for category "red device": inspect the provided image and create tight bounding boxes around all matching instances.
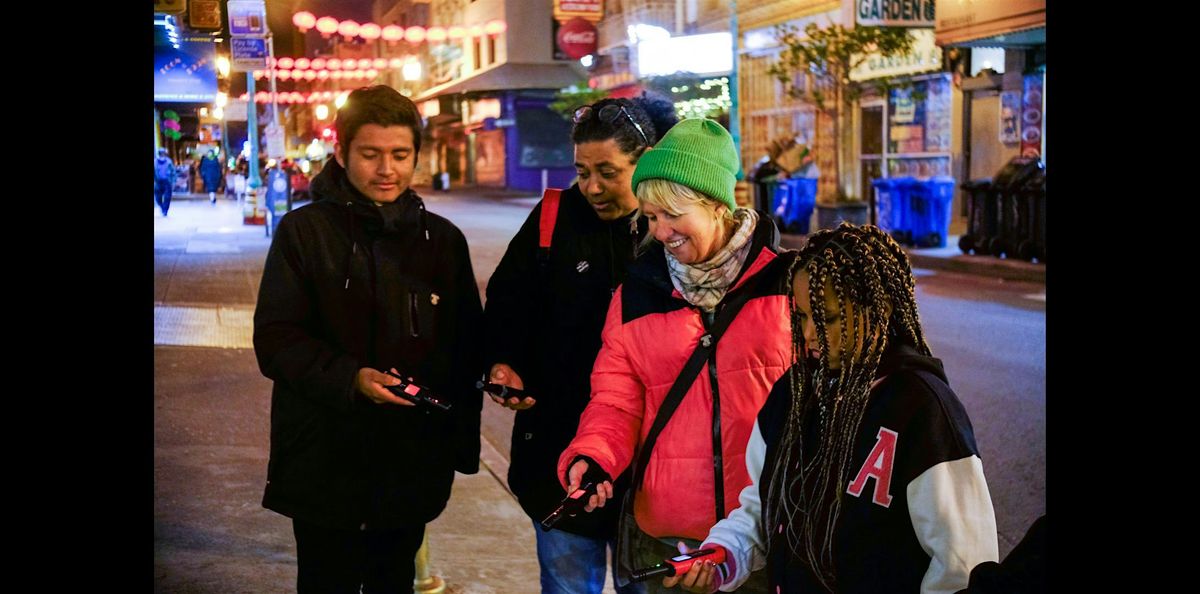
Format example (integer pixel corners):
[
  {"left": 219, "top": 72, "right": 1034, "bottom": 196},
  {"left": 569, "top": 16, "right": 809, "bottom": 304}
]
[{"left": 629, "top": 547, "right": 727, "bottom": 582}]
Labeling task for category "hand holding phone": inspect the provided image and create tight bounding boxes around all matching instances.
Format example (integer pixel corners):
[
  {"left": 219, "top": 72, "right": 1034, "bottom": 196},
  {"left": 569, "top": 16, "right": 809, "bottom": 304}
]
[
  {"left": 383, "top": 370, "right": 451, "bottom": 411},
  {"left": 633, "top": 546, "right": 727, "bottom": 585},
  {"left": 483, "top": 363, "right": 535, "bottom": 409}
]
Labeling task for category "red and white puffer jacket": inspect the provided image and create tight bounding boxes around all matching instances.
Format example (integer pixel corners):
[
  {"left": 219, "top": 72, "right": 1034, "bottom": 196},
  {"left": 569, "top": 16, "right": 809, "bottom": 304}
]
[{"left": 558, "top": 217, "right": 795, "bottom": 540}]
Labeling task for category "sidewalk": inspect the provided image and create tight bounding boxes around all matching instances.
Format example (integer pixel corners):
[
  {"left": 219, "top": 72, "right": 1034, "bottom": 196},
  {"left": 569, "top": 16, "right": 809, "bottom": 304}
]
[
  {"left": 153, "top": 199, "right": 546, "bottom": 593},
  {"left": 779, "top": 231, "right": 1045, "bottom": 284}
]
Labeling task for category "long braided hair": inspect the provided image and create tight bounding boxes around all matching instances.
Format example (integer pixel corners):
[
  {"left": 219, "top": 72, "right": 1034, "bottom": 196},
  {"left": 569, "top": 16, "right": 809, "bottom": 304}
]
[{"left": 763, "top": 223, "right": 931, "bottom": 591}]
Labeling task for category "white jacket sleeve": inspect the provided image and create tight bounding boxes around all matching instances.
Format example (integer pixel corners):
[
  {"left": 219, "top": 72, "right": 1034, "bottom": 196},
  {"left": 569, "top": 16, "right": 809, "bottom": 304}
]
[
  {"left": 906, "top": 455, "right": 1000, "bottom": 594},
  {"left": 702, "top": 420, "right": 768, "bottom": 592}
]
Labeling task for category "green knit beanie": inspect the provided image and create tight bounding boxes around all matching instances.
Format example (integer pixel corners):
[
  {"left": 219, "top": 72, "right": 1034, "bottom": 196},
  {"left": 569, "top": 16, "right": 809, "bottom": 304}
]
[{"left": 632, "top": 118, "right": 739, "bottom": 212}]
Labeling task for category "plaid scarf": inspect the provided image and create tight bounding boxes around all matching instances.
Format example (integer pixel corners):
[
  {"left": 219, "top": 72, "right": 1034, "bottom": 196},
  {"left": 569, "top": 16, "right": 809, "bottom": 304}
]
[{"left": 666, "top": 209, "right": 759, "bottom": 312}]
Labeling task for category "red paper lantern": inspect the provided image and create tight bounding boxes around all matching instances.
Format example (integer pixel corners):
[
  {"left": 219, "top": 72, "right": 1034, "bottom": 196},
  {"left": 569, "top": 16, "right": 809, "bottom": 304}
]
[
  {"left": 317, "top": 70, "right": 330, "bottom": 80},
  {"left": 372, "top": 58, "right": 387, "bottom": 69},
  {"left": 278, "top": 57, "right": 294, "bottom": 70},
  {"left": 295, "top": 57, "right": 311, "bottom": 70},
  {"left": 448, "top": 26, "right": 466, "bottom": 40},
  {"left": 359, "top": 22, "right": 381, "bottom": 40},
  {"left": 311, "top": 58, "right": 326, "bottom": 70},
  {"left": 338, "top": 20, "right": 360, "bottom": 40},
  {"left": 427, "top": 26, "right": 447, "bottom": 42},
  {"left": 367, "top": 69, "right": 379, "bottom": 78},
  {"left": 293, "top": 12, "right": 316, "bottom": 32},
  {"left": 290, "top": 69, "right": 302, "bottom": 79},
  {"left": 357, "top": 58, "right": 372, "bottom": 69},
  {"left": 327, "top": 58, "right": 342, "bottom": 70},
  {"left": 304, "top": 70, "right": 317, "bottom": 81},
  {"left": 332, "top": 71, "right": 343, "bottom": 80},
  {"left": 278, "top": 70, "right": 291, "bottom": 80},
  {"left": 469, "top": 25, "right": 483, "bottom": 38},
  {"left": 484, "top": 20, "right": 507, "bottom": 36},
  {"left": 382, "top": 25, "right": 404, "bottom": 43},
  {"left": 316, "top": 17, "right": 339, "bottom": 37},
  {"left": 405, "top": 26, "right": 426, "bottom": 43}
]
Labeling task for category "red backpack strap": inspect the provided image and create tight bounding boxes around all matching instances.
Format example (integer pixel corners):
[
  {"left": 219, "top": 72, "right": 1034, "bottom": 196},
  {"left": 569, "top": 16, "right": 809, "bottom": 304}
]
[{"left": 537, "top": 188, "right": 563, "bottom": 260}]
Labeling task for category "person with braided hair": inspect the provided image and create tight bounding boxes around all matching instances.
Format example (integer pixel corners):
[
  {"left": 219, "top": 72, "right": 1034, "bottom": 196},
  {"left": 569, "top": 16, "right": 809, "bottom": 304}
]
[{"left": 667, "top": 223, "right": 999, "bottom": 593}]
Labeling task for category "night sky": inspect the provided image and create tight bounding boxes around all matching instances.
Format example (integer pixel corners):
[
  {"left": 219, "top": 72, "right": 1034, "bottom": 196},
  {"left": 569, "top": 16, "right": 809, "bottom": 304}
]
[{"left": 267, "top": 0, "right": 377, "bottom": 58}]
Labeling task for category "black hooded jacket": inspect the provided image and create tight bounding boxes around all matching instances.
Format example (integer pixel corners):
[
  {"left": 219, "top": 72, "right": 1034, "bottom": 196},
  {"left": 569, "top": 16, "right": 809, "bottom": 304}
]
[
  {"left": 482, "top": 184, "right": 646, "bottom": 538},
  {"left": 253, "top": 160, "right": 483, "bottom": 531}
]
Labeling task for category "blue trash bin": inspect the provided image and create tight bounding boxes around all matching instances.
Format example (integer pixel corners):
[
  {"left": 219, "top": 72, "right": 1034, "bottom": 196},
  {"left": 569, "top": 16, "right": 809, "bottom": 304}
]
[
  {"left": 771, "top": 180, "right": 790, "bottom": 228},
  {"left": 908, "top": 176, "right": 956, "bottom": 248},
  {"left": 782, "top": 177, "right": 817, "bottom": 234},
  {"left": 872, "top": 176, "right": 915, "bottom": 244}
]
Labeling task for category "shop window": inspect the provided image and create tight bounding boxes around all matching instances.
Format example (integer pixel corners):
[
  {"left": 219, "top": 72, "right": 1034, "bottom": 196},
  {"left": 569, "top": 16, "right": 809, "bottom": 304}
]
[
  {"left": 474, "top": 39, "right": 482, "bottom": 70},
  {"left": 970, "top": 48, "right": 1006, "bottom": 76},
  {"left": 516, "top": 107, "right": 573, "bottom": 168},
  {"left": 488, "top": 36, "right": 497, "bottom": 66}
]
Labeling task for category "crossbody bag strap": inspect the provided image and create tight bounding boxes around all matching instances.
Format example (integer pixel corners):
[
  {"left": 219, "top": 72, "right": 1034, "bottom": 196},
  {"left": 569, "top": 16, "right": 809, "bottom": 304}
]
[
  {"left": 630, "top": 256, "right": 785, "bottom": 491},
  {"left": 537, "top": 188, "right": 563, "bottom": 264}
]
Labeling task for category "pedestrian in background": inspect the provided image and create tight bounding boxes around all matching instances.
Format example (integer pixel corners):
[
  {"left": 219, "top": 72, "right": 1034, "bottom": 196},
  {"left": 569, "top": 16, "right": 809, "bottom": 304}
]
[
  {"left": 482, "top": 93, "right": 677, "bottom": 594},
  {"left": 154, "top": 147, "right": 173, "bottom": 217},
  {"left": 670, "top": 224, "right": 998, "bottom": 593},
  {"left": 557, "top": 118, "right": 790, "bottom": 593},
  {"left": 199, "top": 149, "right": 223, "bottom": 204},
  {"left": 253, "top": 85, "right": 484, "bottom": 594}
]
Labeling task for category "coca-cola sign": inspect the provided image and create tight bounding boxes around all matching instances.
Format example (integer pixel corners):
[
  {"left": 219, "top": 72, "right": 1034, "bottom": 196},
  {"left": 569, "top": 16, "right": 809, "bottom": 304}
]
[{"left": 555, "top": 18, "right": 597, "bottom": 60}]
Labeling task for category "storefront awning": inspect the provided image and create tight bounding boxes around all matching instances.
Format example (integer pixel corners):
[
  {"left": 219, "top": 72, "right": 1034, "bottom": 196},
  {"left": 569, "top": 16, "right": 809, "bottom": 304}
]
[
  {"left": 414, "top": 62, "right": 586, "bottom": 103},
  {"left": 935, "top": 0, "right": 1045, "bottom": 48}
]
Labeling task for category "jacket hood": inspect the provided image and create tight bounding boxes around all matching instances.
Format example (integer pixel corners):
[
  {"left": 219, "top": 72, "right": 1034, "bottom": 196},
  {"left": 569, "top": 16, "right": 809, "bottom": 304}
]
[
  {"left": 875, "top": 340, "right": 948, "bottom": 385},
  {"left": 310, "top": 158, "right": 431, "bottom": 289}
]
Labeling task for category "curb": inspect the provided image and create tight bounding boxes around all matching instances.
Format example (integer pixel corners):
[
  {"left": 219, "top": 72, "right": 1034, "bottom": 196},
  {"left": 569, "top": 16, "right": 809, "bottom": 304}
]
[{"left": 778, "top": 233, "right": 1045, "bottom": 284}]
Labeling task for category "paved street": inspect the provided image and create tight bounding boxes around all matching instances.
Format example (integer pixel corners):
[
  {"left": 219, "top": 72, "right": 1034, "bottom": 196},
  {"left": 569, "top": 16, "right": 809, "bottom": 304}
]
[{"left": 154, "top": 189, "right": 1045, "bottom": 591}]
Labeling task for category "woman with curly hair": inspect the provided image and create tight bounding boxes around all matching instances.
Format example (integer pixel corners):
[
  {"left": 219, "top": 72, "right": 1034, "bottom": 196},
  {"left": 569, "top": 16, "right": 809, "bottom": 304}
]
[{"left": 668, "top": 223, "right": 999, "bottom": 594}]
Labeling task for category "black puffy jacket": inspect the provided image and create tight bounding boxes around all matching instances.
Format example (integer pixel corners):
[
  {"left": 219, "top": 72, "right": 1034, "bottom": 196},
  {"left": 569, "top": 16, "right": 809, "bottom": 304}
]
[
  {"left": 253, "top": 160, "right": 483, "bottom": 531},
  {"left": 483, "top": 184, "right": 645, "bottom": 538}
]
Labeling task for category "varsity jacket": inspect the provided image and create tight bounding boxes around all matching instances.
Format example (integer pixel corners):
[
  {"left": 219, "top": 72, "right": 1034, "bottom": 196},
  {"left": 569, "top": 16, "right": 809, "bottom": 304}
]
[
  {"left": 704, "top": 343, "right": 999, "bottom": 593},
  {"left": 557, "top": 214, "right": 794, "bottom": 541},
  {"left": 253, "top": 160, "right": 483, "bottom": 531}
]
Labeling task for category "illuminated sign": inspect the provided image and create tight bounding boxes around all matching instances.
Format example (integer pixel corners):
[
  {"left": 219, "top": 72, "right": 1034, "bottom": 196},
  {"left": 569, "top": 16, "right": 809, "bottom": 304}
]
[
  {"left": 849, "top": 29, "right": 941, "bottom": 81},
  {"left": 636, "top": 33, "right": 733, "bottom": 78},
  {"left": 155, "top": 36, "right": 218, "bottom": 102},
  {"left": 856, "top": 0, "right": 935, "bottom": 27}
]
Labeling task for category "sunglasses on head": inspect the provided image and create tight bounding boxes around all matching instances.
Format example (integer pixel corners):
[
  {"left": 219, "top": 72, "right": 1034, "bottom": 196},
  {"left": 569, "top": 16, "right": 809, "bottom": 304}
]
[{"left": 573, "top": 103, "right": 650, "bottom": 147}]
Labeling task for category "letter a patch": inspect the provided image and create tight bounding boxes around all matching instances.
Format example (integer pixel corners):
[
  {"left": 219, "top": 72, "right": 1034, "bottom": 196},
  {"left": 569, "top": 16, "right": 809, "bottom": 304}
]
[{"left": 846, "top": 427, "right": 898, "bottom": 508}]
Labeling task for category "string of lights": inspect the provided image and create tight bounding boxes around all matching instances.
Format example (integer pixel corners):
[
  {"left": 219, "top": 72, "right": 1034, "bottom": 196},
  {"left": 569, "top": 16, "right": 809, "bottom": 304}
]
[{"left": 291, "top": 11, "right": 506, "bottom": 44}]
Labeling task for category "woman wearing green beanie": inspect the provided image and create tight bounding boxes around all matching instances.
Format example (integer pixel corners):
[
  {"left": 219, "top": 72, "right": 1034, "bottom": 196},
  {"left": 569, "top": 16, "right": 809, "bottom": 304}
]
[{"left": 559, "top": 118, "right": 793, "bottom": 593}]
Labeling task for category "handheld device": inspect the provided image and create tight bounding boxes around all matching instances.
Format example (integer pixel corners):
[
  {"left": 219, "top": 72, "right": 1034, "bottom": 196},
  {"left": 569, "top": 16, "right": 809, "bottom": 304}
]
[
  {"left": 539, "top": 482, "right": 596, "bottom": 531},
  {"left": 629, "top": 548, "right": 727, "bottom": 583},
  {"left": 384, "top": 371, "right": 452, "bottom": 411},
  {"left": 476, "top": 380, "right": 529, "bottom": 400}
]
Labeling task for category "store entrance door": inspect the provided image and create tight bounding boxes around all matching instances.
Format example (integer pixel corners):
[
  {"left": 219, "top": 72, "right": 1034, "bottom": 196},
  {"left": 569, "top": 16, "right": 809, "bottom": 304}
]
[{"left": 967, "top": 90, "right": 1021, "bottom": 183}]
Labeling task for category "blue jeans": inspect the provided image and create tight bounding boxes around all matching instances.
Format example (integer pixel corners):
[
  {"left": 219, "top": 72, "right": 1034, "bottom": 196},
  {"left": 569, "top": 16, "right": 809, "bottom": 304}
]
[
  {"left": 154, "top": 178, "right": 172, "bottom": 215},
  {"left": 533, "top": 520, "right": 644, "bottom": 594}
]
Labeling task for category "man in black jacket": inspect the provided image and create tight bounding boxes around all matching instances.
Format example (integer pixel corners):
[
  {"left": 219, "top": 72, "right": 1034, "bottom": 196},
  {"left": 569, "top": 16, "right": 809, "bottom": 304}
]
[
  {"left": 253, "top": 85, "right": 483, "bottom": 593},
  {"left": 482, "top": 96, "right": 675, "bottom": 594}
]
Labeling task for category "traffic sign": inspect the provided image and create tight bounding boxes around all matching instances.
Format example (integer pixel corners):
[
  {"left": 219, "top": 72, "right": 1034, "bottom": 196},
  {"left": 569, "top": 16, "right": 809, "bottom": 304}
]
[
  {"left": 228, "top": 0, "right": 268, "bottom": 37},
  {"left": 231, "top": 37, "right": 269, "bottom": 71}
]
